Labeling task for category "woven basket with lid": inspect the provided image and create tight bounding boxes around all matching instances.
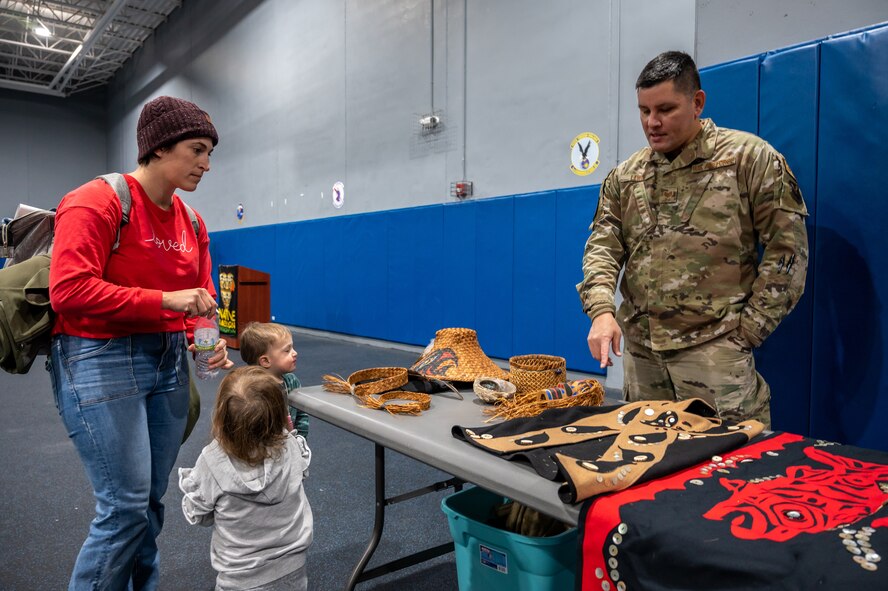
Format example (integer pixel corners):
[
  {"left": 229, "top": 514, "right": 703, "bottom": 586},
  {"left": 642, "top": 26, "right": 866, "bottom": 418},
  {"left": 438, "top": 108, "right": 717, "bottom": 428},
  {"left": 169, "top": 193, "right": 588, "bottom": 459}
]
[{"left": 508, "top": 354, "right": 566, "bottom": 393}]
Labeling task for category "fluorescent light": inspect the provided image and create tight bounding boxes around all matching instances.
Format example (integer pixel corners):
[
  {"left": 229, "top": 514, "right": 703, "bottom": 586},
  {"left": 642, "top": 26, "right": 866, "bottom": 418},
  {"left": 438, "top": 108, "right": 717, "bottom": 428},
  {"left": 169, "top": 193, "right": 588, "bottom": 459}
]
[{"left": 34, "top": 26, "right": 51, "bottom": 37}]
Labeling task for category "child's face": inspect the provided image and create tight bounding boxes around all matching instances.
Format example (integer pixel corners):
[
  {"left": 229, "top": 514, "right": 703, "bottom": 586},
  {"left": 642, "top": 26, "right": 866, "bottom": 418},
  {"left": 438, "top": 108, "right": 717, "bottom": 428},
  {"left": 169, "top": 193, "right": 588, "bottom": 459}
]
[{"left": 264, "top": 336, "right": 297, "bottom": 376}]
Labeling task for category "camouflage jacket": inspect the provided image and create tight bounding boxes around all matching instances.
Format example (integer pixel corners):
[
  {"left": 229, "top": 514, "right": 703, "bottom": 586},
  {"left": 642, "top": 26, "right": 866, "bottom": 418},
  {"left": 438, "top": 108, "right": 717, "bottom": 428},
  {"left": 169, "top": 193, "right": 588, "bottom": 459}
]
[{"left": 577, "top": 119, "right": 808, "bottom": 351}]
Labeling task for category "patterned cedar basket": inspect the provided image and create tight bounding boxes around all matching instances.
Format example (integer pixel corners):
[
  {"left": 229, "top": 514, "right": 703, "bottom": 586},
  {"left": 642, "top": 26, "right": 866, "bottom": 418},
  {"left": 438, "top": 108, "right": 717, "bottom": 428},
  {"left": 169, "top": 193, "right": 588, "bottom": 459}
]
[{"left": 508, "top": 354, "right": 566, "bottom": 393}]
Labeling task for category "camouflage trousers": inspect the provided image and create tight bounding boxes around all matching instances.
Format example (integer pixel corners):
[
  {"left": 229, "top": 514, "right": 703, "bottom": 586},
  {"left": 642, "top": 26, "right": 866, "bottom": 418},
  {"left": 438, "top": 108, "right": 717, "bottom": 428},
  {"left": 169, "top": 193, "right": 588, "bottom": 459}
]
[{"left": 623, "top": 329, "right": 771, "bottom": 428}]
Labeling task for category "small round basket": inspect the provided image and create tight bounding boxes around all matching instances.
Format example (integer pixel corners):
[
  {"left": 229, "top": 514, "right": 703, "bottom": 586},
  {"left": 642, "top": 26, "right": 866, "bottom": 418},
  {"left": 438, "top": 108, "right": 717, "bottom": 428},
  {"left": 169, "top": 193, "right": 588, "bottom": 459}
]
[
  {"left": 508, "top": 354, "right": 566, "bottom": 393},
  {"left": 473, "top": 377, "right": 517, "bottom": 404}
]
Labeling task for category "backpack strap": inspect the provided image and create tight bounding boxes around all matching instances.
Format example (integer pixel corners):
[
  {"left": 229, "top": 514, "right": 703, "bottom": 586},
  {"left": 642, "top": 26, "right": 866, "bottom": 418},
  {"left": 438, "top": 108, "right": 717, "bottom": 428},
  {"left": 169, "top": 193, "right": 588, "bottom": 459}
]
[
  {"left": 96, "top": 173, "right": 201, "bottom": 250},
  {"left": 96, "top": 173, "right": 131, "bottom": 250},
  {"left": 181, "top": 202, "right": 201, "bottom": 238}
]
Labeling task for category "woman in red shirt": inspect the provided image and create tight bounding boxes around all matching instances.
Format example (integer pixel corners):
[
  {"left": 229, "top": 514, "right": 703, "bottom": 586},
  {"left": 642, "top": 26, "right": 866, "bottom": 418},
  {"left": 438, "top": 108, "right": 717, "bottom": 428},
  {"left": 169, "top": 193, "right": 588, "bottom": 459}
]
[{"left": 48, "top": 96, "right": 232, "bottom": 591}]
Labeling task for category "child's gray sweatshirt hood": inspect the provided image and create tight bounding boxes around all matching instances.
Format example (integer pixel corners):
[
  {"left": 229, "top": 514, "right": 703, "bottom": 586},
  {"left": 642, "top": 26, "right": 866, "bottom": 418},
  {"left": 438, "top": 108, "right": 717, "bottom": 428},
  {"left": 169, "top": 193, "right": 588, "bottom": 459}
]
[{"left": 203, "top": 440, "right": 293, "bottom": 503}]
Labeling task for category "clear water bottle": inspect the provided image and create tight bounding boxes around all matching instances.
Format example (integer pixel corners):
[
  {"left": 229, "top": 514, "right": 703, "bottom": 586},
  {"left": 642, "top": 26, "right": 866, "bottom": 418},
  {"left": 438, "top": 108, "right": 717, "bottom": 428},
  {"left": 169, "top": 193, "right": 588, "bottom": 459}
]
[{"left": 194, "top": 315, "right": 220, "bottom": 380}]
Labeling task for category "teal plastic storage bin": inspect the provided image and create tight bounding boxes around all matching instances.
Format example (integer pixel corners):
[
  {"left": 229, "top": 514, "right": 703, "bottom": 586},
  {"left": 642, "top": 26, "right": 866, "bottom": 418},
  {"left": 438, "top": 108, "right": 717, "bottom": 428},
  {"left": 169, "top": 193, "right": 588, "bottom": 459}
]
[{"left": 441, "top": 486, "right": 577, "bottom": 591}]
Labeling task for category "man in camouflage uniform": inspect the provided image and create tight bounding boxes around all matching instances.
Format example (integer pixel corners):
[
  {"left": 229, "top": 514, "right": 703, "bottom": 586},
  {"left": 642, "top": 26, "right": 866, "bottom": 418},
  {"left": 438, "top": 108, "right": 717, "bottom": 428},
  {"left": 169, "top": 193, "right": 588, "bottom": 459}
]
[{"left": 577, "top": 51, "right": 808, "bottom": 428}]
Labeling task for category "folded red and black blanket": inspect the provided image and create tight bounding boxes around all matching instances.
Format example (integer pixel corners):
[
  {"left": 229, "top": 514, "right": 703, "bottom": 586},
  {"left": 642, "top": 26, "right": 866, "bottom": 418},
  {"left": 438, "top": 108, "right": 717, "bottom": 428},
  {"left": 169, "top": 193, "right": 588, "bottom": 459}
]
[{"left": 578, "top": 432, "right": 888, "bottom": 590}]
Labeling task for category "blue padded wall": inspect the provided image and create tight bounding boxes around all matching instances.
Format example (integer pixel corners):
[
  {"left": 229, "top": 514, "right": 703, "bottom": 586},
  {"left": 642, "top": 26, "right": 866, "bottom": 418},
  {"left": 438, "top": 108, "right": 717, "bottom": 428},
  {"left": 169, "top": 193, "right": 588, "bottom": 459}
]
[
  {"left": 326, "top": 212, "right": 388, "bottom": 337},
  {"left": 699, "top": 56, "right": 760, "bottom": 135},
  {"left": 273, "top": 219, "right": 327, "bottom": 328},
  {"left": 210, "top": 189, "right": 605, "bottom": 372},
  {"left": 555, "top": 185, "right": 604, "bottom": 375},
  {"left": 512, "top": 191, "right": 557, "bottom": 357},
  {"left": 472, "top": 196, "right": 514, "bottom": 360},
  {"left": 810, "top": 25, "right": 888, "bottom": 451},
  {"left": 439, "top": 201, "right": 477, "bottom": 331},
  {"left": 385, "top": 206, "right": 444, "bottom": 346},
  {"left": 756, "top": 44, "right": 819, "bottom": 437}
]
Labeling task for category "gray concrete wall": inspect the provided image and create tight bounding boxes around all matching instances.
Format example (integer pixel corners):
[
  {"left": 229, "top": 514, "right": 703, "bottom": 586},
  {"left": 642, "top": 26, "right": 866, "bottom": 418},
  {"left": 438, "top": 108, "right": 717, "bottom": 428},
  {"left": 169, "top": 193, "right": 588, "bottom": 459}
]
[
  {"left": 104, "top": 0, "right": 701, "bottom": 231},
  {"left": 695, "top": 0, "right": 888, "bottom": 68},
  {"left": 0, "top": 89, "right": 106, "bottom": 214}
]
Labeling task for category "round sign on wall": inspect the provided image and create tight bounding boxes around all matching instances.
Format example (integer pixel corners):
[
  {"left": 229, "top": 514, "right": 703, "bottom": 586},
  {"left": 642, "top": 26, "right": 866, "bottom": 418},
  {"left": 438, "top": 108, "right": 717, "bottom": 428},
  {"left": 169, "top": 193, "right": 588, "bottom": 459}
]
[
  {"left": 332, "top": 181, "right": 345, "bottom": 209},
  {"left": 570, "top": 132, "right": 601, "bottom": 176}
]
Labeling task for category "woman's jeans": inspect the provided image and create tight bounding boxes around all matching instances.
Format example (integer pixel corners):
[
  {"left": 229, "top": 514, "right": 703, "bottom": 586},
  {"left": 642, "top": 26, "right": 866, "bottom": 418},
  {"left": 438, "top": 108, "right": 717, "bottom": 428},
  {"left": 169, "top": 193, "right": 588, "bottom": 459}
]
[{"left": 50, "top": 332, "right": 190, "bottom": 591}]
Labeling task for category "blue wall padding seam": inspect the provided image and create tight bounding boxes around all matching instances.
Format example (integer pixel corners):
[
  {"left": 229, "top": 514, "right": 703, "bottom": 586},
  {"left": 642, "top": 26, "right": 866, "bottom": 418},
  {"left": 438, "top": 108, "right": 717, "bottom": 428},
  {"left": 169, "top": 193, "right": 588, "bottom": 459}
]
[
  {"left": 809, "top": 25, "right": 888, "bottom": 451},
  {"left": 699, "top": 56, "right": 760, "bottom": 135},
  {"left": 754, "top": 44, "right": 819, "bottom": 437}
]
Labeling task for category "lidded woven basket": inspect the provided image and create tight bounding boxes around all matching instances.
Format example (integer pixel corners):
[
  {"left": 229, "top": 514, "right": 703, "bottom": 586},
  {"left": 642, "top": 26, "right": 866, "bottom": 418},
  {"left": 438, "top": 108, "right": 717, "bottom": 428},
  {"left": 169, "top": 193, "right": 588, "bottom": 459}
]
[{"left": 508, "top": 354, "right": 566, "bottom": 393}]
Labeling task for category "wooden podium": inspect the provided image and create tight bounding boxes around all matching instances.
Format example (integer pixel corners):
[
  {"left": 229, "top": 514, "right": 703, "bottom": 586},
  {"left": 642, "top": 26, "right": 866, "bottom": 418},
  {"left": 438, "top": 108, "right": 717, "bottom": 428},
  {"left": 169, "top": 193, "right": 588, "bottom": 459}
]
[{"left": 217, "top": 265, "right": 270, "bottom": 349}]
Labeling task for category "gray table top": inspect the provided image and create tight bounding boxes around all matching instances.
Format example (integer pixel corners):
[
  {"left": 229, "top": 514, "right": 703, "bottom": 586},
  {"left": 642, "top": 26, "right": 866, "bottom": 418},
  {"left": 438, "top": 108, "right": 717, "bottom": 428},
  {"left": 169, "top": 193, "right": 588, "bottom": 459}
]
[{"left": 291, "top": 384, "right": 581, "bottom": 526}]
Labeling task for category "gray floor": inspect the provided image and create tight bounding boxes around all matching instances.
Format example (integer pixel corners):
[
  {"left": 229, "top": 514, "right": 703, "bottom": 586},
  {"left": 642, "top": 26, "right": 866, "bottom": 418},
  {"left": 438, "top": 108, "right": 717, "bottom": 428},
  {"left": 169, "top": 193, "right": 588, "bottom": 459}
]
[{"left": 0, "top": 331, "right": 464, "bottom": 591}]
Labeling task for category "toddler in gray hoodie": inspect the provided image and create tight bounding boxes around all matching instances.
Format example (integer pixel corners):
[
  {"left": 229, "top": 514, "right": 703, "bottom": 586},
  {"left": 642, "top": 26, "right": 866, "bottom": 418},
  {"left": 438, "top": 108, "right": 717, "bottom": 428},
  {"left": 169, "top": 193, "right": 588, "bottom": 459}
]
[{"left": 179, "top": 366, "right": 313, "bottom": 591}]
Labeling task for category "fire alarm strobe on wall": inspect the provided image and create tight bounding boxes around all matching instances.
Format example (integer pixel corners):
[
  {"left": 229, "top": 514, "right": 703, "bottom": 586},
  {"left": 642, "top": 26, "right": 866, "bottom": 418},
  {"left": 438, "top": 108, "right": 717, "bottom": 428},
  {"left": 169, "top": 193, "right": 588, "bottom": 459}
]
[{"left": 451, "top": 180, "right": 473, "bottom": 199}]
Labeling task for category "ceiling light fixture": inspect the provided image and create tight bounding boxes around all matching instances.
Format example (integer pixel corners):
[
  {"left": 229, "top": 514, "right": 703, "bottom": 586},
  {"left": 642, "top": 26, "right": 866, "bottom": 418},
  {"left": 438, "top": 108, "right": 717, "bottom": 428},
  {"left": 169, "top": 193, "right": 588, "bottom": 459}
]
[{"left": 34, "top": 26, "right": 51, "bottom": 37}]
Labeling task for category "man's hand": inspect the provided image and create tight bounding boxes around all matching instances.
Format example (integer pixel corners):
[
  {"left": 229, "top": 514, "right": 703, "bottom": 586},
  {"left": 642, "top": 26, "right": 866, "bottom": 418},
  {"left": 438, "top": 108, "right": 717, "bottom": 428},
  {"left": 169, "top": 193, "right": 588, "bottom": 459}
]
[{"left": 587, "top": 312, "right": 622, "bottom": 369}]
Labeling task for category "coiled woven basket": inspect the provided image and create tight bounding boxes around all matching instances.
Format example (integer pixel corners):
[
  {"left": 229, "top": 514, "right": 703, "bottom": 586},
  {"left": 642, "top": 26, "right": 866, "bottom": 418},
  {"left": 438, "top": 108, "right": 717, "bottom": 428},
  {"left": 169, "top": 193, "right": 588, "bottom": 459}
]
[{"left": 508, "top": 354, "right": 566, "bottom": 393}]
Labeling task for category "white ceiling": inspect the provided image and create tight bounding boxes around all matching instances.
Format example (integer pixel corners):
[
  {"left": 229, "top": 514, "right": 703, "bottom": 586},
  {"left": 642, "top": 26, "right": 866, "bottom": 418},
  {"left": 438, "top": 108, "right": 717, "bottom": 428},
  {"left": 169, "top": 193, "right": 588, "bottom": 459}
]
[{"left": 0, "top": 0, "right": 182, "bottom": 97}]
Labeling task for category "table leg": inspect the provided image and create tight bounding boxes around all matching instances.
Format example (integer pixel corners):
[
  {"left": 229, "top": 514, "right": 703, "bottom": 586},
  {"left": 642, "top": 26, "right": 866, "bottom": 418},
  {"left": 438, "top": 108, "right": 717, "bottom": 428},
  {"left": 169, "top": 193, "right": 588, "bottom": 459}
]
[
  {"left": 345, "top": 443, "right": 463, "bottom": 590},
  {"left": 346, "top": 444, "right": 387, "bottom": 590}
]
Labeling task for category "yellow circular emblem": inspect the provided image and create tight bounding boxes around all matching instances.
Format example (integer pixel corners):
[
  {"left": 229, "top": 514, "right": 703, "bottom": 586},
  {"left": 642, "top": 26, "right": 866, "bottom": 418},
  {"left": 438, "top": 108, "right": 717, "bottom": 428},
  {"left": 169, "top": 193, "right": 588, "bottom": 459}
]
[{"left": 570, "top": 132, "right": 601, "bottom": 176}]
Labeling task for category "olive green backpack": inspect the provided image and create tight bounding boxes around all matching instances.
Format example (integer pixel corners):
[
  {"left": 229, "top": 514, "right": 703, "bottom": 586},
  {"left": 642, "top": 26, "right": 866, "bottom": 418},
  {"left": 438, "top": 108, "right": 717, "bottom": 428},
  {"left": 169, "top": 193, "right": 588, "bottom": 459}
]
[{"left": 0, "top": 173, "right": 202, "bottom": 442}]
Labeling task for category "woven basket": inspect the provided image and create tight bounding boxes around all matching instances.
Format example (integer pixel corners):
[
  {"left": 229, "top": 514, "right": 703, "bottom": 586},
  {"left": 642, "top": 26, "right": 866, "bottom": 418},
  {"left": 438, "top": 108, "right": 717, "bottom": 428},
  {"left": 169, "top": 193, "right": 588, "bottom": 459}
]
[
  {"left": 508, "top": 354, "right": 566, "bottom": 393},
  {"left": 473, "top": 377, "right": 517, "bottom": 404}
]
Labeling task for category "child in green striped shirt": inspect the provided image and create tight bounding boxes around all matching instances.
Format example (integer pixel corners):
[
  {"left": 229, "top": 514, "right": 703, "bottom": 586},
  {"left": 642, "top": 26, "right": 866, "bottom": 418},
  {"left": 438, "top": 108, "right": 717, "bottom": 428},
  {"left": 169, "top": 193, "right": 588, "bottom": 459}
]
[{"left": 239, "top": 322, "right": 309, "bottom": 438}]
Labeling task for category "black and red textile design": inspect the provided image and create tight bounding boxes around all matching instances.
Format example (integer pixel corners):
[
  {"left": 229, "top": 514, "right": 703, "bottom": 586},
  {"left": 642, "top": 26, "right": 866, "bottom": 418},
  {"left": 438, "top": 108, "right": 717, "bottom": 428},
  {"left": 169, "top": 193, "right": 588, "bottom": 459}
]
[
  {"left": 412, "top": 348, "right": 457, "bottom": 377},
  {"left": 704, "top": 445, "right": 888, "bottom": 542},
  {"left": 578, "top": 432, "right": 888, "bottom": 591}
]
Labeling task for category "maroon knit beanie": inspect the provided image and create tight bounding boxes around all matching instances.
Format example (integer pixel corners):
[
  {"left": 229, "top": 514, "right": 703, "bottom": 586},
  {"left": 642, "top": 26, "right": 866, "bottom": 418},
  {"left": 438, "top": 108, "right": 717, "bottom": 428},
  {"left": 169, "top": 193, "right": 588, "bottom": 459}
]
[{"left": 137, "top": 96, "right": 219, "bottom": 160}]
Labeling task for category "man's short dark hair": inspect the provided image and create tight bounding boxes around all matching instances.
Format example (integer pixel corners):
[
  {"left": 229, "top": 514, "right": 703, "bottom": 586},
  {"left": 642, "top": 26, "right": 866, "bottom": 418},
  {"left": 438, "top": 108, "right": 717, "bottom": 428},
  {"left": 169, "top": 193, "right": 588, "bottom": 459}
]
[{"left": 635, "top": 51, "right": 701, "bottom": 96}]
